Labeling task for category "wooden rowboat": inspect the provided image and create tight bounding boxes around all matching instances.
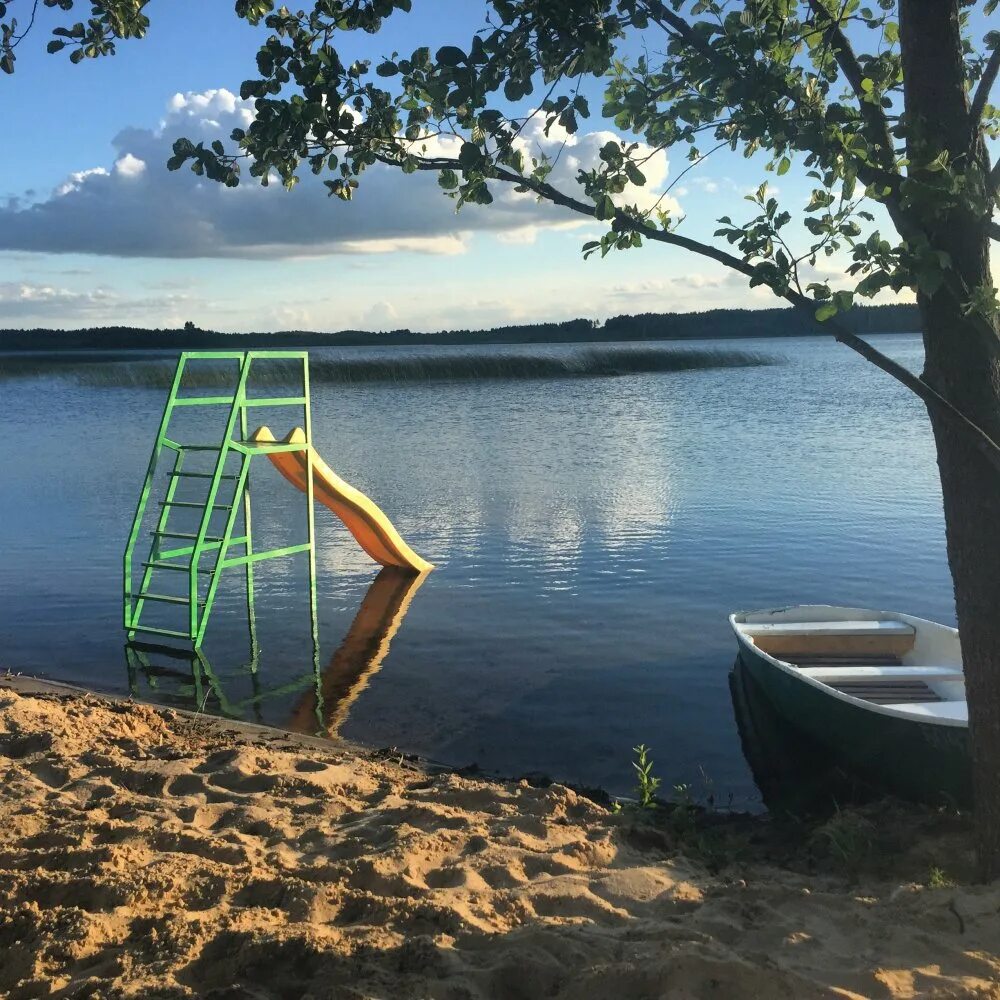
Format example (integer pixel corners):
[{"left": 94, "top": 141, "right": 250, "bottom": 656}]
[{"left": 729, "top": 605, "right": 971, "bottom": 806}]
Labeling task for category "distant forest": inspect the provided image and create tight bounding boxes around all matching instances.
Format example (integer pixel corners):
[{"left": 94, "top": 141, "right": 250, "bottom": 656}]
[{"left": 0, "top": 302, "right": 919, "bottom": 352}]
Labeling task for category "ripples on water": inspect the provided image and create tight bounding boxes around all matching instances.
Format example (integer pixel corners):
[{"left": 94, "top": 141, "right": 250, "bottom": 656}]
[{"left": 0, "top": 336, "right": 953, "bottom": 807}]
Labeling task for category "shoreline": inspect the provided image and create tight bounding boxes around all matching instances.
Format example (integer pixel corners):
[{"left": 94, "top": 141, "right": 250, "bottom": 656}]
[
  {"left": 1, "top": 672, "right": 619, "bottom": 809},
  {"left": 1, "top": 677, "right": 998, "bottom": 998}
]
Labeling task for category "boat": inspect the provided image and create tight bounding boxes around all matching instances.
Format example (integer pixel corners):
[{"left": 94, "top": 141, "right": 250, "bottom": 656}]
[
  {"left": 729, "top": 605, "right": 971, "bottom": 806},
  {"left": 728, "top": 658, "right": 881, "bottom": 814}
]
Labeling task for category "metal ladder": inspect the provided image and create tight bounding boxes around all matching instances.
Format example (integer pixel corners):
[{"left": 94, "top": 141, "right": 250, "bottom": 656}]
[{"left": 123, "top": 351, "right": 318, "bottom": 649}]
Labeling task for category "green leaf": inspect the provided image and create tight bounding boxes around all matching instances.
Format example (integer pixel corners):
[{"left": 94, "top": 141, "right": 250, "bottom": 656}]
[
  {"left": 435, "top": 45, "right": 466, "bottom": 66},
  {"left": 375, "top": 60, "right": 398, "bottom": 77},
  {"left": 860, "top": 78, "right": 875, "bottom": 94},
  {"left": 458, "top": 142, "right": 481, "bottom": 168},
  {"left": 815, "top": 303, "right": 837, "bottom": 322},
  {"left": 594, "top": 194, "right": 615, "bottom": 220},
  {"left": 833, "top": 290, "right": 854, "bottom": 312},
  {"left": 884, "top": 21, "right": 899, "bottom": 44},
  {"left": 776, "top": 156, "right": 791, "bottom": 176},
  {"left": 624, "top": 162, "right": 646, "bottom": 186}
]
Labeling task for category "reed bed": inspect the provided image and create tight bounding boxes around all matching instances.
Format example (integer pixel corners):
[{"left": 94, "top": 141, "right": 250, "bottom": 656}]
[{"left": 0, "top": 346, "right": 779, "bottom": 387}]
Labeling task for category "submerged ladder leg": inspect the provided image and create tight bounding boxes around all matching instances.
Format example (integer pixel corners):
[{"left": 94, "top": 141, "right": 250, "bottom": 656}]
[
  {"left": 239, "top": 391, "right": 259, "bottom": 667},
  {"left": 303, "top": 357, "right": 321, "bottom": 673}
]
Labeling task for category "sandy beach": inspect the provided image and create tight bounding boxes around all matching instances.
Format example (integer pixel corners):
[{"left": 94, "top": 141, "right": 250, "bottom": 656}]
[{"left": 1, "top": 680, "right": 998, "bottom": 1000}]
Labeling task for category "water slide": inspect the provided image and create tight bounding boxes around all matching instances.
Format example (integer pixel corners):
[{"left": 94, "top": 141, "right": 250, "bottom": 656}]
[{"left": 251, "top": 426, "right": 433, "bottom": 574}]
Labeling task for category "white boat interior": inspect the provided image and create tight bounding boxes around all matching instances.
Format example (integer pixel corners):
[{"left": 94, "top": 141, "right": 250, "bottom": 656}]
[{"left": 730, "top": 605, "right": 966, "bottom": 725}]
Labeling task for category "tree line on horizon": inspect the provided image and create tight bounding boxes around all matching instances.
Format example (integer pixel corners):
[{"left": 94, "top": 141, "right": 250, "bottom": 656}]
[{"left": 0, "top": 302, "right": 919, "bottom": 352}]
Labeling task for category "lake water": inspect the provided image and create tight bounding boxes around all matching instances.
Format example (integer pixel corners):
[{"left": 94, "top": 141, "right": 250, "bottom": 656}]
[{"left": 0, "top": 334, "right": 954, "bottom": 807}]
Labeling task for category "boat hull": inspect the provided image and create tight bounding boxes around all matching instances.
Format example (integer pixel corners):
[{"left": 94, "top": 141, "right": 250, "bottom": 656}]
[{"left": 736, "top": 641, "right": 971, "bottom": 807}]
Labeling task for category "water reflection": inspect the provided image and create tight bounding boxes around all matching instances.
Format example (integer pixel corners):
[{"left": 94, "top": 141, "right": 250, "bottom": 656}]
[
  {"left": 124, "top": 566, "right": 427, "bottom": 735},
  {"left": 728, "top": 657, "right": 879, "bottom": 815},
  {"left": 288, "top": 567, "right": 429, "bottom": 736}
]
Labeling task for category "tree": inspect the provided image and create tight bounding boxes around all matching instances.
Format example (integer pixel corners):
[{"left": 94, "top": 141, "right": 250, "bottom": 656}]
[{"left": 6, "top": 0, "right": 1000, "bottom": 875}]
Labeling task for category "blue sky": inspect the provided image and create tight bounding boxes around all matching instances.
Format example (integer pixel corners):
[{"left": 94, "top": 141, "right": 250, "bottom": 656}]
[{"left": 0, "top": 1, "right": 993, "bottom": 332}]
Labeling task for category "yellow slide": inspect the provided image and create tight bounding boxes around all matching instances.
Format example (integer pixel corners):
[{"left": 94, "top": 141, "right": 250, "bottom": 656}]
[{"left": 251, "top": 426, "right": 433, "bottom": 574}]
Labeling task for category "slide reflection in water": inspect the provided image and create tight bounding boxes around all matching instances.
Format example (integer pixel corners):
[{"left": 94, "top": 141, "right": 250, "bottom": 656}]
[
  {"left": 124, "top": 568, "right": 428, "bottom": 734},
  {"left": 288, "top": 567, "right": 429, "bottom": 736}
]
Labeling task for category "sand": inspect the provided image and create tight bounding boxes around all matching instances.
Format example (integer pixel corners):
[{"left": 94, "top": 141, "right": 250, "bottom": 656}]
[{"left": 1, "top": 683, "right": 998, "bottom": 1000}]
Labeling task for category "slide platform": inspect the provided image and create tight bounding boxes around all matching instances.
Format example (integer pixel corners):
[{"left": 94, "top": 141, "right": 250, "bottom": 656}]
[{"left": 251, "top": 426, "right": 433, "bottom": 574}]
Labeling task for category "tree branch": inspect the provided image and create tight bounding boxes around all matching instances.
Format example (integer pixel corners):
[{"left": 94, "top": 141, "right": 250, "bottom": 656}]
[
  {"left": 14, "top": 0, "right": 40, "bottom": 45},
  {"left": 806, "top": 0, "right": 897, "bottom": 171},
  {"left": 971, "top": 44, "right": 1000, "bottom": 137},
  {"left": 638, "top": 0, "right": 911, "bottom": 237},
  {"left": 639, "top": 1, "right": 699, "bottom": 45},
  {"left": 374, "top": 148, "right": 1000, "bottom": 474}
]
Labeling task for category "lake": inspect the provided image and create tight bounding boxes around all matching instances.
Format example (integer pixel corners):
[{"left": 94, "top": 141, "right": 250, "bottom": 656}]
[{"left": 0, "top": 334, "right": 953, "bottom": 808}]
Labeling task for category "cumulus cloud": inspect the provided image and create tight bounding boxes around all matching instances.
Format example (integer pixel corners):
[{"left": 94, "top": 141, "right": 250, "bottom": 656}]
[
  {"left": 0, "top": 89, "right": 680, "bottom": 260},
  {"left": 114, "top": 153, "right": 147, "bottom": 178},
  {"left": 0, "top": 281, "right": 193, "bottom": 321}
]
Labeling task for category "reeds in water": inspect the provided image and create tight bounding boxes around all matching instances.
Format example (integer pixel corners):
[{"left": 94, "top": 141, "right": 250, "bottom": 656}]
[{"left": 0, "top": 346, "right": 779, "bottom": 387}]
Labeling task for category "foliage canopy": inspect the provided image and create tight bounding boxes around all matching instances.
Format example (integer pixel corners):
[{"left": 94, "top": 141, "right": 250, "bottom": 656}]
[{"left": 3, "top": 1, "right": 998, "bottom": 330}]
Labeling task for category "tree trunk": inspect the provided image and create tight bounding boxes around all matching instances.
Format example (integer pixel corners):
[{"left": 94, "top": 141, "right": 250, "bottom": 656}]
[{"left": 899, "top": 0, "right": 1000, "bottom": 880}]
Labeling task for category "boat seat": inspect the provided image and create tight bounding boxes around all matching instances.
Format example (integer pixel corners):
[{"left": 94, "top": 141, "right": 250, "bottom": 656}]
[
  {"left": 744, "top": 619, "right": 915, "bottom": 659},
  {"left": 794, "top": 653, "right": 902, "bottom": 664},
  {"left": 743, "top": 620, "right": 915, "bottom": 637},
  {"left": 832, "top": 680, "right": 942, "bottom": 704},
  {"left": 800, "top": 665, "right": 963, "bottom": 682}
]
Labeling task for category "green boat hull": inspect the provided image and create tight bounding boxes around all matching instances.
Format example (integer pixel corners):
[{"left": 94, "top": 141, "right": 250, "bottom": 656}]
[{"left": 737, "top": 643, "right": 972, "bottom": 807}]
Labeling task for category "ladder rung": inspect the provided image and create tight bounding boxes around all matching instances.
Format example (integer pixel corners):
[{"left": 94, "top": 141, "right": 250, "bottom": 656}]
[
  {"left": 126, "top": 640, "right": 199, "bottom": 660},
  {"left": 128, "top": 625, "right": 193, "bottom": 640},
  {"left": 141, "top": 561, "right": 214, "bottom": 574},
  {"left": 172, "top": 396, "right": 237, "bottom": 407},
  {"left": 169, "top": 472, "right": 239, "bottom": 480},
  {"left": 175, "top": 444, "right": 224, "bottom": 451},
  {"left": 150, "top": 531, "right": 225, "bottom": 541},
  {"left": 132, "top": 591, "right": 205, "bottom": 606},
  {"left": 233, "top": 441, "right": 309, "bottom": 454},
  {"left": 158, "top": 500, "right": 232, "bottom": 510}
]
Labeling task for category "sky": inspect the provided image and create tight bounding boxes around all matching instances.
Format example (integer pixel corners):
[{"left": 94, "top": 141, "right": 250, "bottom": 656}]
[{"left": 0, "top": 1, "right": 994, "bottom": 333}]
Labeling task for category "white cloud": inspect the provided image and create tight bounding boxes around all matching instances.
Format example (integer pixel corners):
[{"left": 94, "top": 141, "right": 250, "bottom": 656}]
[
  {"left": 114, "top": 153, "right": 147, "bottom": 178},
  {"left": 0, "top": 281, "right": 194, "bottom": 322},
  {"left": 0, "top": 89, "right": 681, "bottom": 260},
  {"left": 361, "top": 300, "right": 399, "bottom": 330},
  {"left": 496, "top": 226, "right": 541, "bottom": 246},
  {"left": 54, "top": 167, "right": 109, "bottom": 198}
]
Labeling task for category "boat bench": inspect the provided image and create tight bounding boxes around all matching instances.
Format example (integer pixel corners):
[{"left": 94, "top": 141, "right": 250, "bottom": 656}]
[
  {"left": 799, "top": 665, "right": 963, "bottom": 682},
  {"left": 798, "top": 665, "right": 963, "bottom": 706},
  {"left": 743, "top": 619, "right": 916, "bottom": 659}
]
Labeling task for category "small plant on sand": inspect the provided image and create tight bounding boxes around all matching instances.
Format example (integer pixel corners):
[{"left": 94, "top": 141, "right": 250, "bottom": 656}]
[
  {"left": 632, "top": 744, "right": 662, "bottom": 809},
  {"left": 667, "top": 782, "right": 698, "bottom": 839},
  {"left": 811, "top": 808, "right": 877, "bottom": 874},
  {"left": 927, "top": 866, "right": 955, "bottom": 889}
]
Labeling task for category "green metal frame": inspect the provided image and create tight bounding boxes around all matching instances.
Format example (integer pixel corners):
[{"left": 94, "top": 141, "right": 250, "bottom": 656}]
[{"left": 124, "top": 351, "right": 318, "bottom": 649}]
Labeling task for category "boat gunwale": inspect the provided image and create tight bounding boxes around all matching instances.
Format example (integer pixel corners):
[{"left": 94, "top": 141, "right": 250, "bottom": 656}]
[{"left": 728, "top": 605, "right": 966, "bottom": 729}]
